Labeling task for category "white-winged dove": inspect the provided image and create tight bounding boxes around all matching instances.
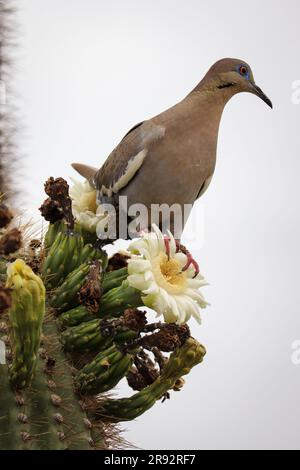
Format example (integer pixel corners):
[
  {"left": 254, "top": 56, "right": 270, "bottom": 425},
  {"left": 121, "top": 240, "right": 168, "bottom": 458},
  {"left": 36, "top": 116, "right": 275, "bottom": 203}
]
[{"left": 73, "top": 58, "right": 272, "bottom": 239}]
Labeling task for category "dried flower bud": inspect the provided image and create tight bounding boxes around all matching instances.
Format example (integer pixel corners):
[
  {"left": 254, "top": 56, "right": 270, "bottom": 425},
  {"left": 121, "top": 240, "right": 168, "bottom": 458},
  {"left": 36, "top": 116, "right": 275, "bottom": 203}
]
[
  {"left": 0, "top": 204, "right": 13, "bottom": 229},
  {"left": 39, "top": 198, "right": 64, "bottom": 223},
  {"left": 122, "top": 308, "right": 147, "bottom": 332},
  {"left": 127, "top": 367, "right": 149, "bottom": 391},
  {"left": 140, "top": 324, "right": 190, "bottom": 352},
  {"left": 43, "top": 177, "right": 74, "bottom": 229},
  {"left": 0, "top": 228, "right": 22, "bottom": 255},
  {"left": 78, "top": 261, "right": 102, "bottom": 313},
  {"left": 133, "top": 352, "right": 160, "bottom": 388},
  {"left": 44, "top": 177, "right": 69, "bottom": 200},
  {"left": 107, "top": 252, "right": 130, "bottom": 271}
]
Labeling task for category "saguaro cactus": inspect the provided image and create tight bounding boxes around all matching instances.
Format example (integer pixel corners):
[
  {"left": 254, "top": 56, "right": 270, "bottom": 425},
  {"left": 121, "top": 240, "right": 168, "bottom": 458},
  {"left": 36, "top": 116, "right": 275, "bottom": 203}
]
[{"left": 0, "top": 177, "right": 208, "bottom": 450}]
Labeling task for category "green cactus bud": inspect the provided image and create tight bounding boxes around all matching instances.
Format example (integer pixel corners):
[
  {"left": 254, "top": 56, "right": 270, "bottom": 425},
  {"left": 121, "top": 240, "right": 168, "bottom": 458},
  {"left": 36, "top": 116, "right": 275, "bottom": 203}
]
[
  {"left": 6, "top": 259, "right": 46, "bottom": 389},
  {"left": 61, "top": 318, "right": 138, "bottom": 353},
  {"left": 42, "top": 231, "right": 84, "bottom": 289},
  {"left": 102, "top": 338, "right": 206, "bottom": 421},
  {"left": 75, "top": 344, "right": 135, "bottom": 394}
]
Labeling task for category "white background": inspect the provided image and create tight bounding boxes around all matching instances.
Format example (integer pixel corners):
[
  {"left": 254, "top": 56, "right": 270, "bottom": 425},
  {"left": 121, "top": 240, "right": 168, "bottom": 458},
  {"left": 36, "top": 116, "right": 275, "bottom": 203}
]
[{"left": 14, "top": 0, "right": 300, "bottom": 449}]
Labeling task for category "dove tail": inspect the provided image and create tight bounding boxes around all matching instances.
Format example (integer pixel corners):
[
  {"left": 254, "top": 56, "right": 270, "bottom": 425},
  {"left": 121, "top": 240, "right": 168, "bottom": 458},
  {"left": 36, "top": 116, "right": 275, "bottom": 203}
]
[{"left": 71, "top": 163, "right": 98, "bottom": 186}]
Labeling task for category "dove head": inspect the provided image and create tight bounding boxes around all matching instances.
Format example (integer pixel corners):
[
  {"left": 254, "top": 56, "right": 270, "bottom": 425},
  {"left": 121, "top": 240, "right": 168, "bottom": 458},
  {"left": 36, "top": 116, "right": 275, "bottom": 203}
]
[{"left": 198, "top": 58, "right": 273, "bottom": 108}]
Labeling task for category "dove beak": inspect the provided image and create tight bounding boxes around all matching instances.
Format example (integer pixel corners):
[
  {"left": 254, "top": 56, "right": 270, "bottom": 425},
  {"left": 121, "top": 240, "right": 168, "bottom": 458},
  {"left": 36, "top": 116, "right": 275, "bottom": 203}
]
[{"left": 251, "top": 83, "right": 273, "bottom": 109}]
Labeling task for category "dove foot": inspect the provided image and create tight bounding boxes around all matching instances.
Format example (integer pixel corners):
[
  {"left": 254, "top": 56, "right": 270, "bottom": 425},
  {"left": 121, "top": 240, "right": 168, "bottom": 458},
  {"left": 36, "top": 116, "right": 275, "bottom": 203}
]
[{"left": 163, "top": 236, "right": 199, "bottom": 278}]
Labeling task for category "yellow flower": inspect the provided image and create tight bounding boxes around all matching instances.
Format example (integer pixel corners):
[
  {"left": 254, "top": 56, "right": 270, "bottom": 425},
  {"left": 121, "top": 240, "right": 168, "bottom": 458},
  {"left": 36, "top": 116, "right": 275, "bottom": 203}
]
[{"left": 127, "top": 226, "right": 208, "bottom": 324}]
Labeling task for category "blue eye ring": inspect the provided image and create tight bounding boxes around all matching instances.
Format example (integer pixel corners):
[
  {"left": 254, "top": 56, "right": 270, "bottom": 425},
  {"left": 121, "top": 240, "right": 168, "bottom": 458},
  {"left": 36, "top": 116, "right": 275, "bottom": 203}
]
[{"left": 237, "top": 65, "right": 250, "bottom": 80}]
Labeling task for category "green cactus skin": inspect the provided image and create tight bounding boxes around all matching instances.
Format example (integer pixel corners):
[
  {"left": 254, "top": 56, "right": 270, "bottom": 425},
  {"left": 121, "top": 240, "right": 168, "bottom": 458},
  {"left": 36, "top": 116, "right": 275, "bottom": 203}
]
[
  {"left": 50, "top": 266, "right": 127, "bottom": 312},
  {"left": 50, "top": 263, "right": 91, "bottom": 311},
  {"left": 44, "top": 221, "right": 66, "bottom": 253},
  {"left": 101, "top": 267, "right": 128, "bottom": 293},
  {"left": 0, "top": 257, "right": 7, "bottom": 283},
  {"left": 75, "top": 344, "right": 135, "bottom": 395},
  {"left": 101, "top": 338, "right": 206, "bottom": 422},
  {"left": 61, "top": 318, "right": 138, "bottom": 353},
  {"left": 75, "top": 224, "right": 98, "bottom": 246},
  {"left": 0, "top": 314, "right": 97, "bottom": 450},
  {"left": 58, "top": 279, "right": 142, "bottom": 328},
  {"left": 99, "top": 281, "right": 142, "bottom": 318},
  {"left": 58, "top": 305, "right": 95, "bottom": 328},
  {"left": 6, "top": 260, "right": 46, "bottom": 389},
  {"left": 42, "top": 231, "right": 84, "bottom": 290},
  {"left": 81, "top": 243, "right": 108, "bottom": 269}
]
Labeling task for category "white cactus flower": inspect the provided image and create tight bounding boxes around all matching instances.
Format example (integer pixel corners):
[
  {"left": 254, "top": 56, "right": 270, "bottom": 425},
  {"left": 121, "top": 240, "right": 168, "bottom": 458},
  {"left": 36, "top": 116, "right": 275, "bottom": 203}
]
[
  {"left": 69, "top": 179, "right": 108, "bottom": 233},
  {"left": 127, "top": 225, "right": 208, "bottom": 324}
]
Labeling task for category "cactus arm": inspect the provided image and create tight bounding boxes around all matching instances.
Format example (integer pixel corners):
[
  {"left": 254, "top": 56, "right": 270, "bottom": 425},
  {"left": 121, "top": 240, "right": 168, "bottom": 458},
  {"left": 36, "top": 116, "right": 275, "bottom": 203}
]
[
  {"left": 75, "top": 344, "right": 136, "bottom": 395},
  {"left": 51, "top": 266, "right": 128, "bottom": 312},
  {"left": 99, "top": 281, "right": 142, "bottom": 318},
  {"left": 58, "top": 305, "right": 94, "bottom": 328},
  {"left": 101, "top": 268, "right": 128, "bottom": 293},
  {"left": 101, "top": 338, "right": 206, "bottom": 422},
  {"left": 61, "top": 318, "right": 138, "bottom": 353},
  {"left": 42, "top": 232, "right": 84, "bottom": 289},
  {"left": 58, "top": 281, "right": 142, "bottom": 329}
]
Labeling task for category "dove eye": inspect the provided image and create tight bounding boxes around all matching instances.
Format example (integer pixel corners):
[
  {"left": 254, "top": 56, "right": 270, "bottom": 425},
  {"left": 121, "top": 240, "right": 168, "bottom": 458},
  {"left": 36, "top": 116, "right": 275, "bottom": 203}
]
[{"left": 238, "top": 65, "right": 248, "bottom": 77}]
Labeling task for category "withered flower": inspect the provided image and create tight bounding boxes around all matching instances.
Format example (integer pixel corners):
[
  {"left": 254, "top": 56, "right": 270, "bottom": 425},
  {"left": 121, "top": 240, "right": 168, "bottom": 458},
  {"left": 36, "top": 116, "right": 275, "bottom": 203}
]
[
  {"left": 0, "top": 228, "right": 22, "bottom": 255},
  {"left": 140, "top": 323, "right": 190, "bottom": 352},
  {"left": 78, "top": 261, "right": 102, "bottom": 314},
  {"left": 44, "top": 177, "right": 69, "bottom": 200},
  {"left": 43, "top": 177, "right": 74, "bottom": 229},
  {"left": 122, "top": 308, "right": 147, "bottom": 332},
  {"left": 39, "top": 198, "right": 64, "bottom": 224},
  {"left": 107, "top": 252, "right": 130, "bottom": 272}
]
